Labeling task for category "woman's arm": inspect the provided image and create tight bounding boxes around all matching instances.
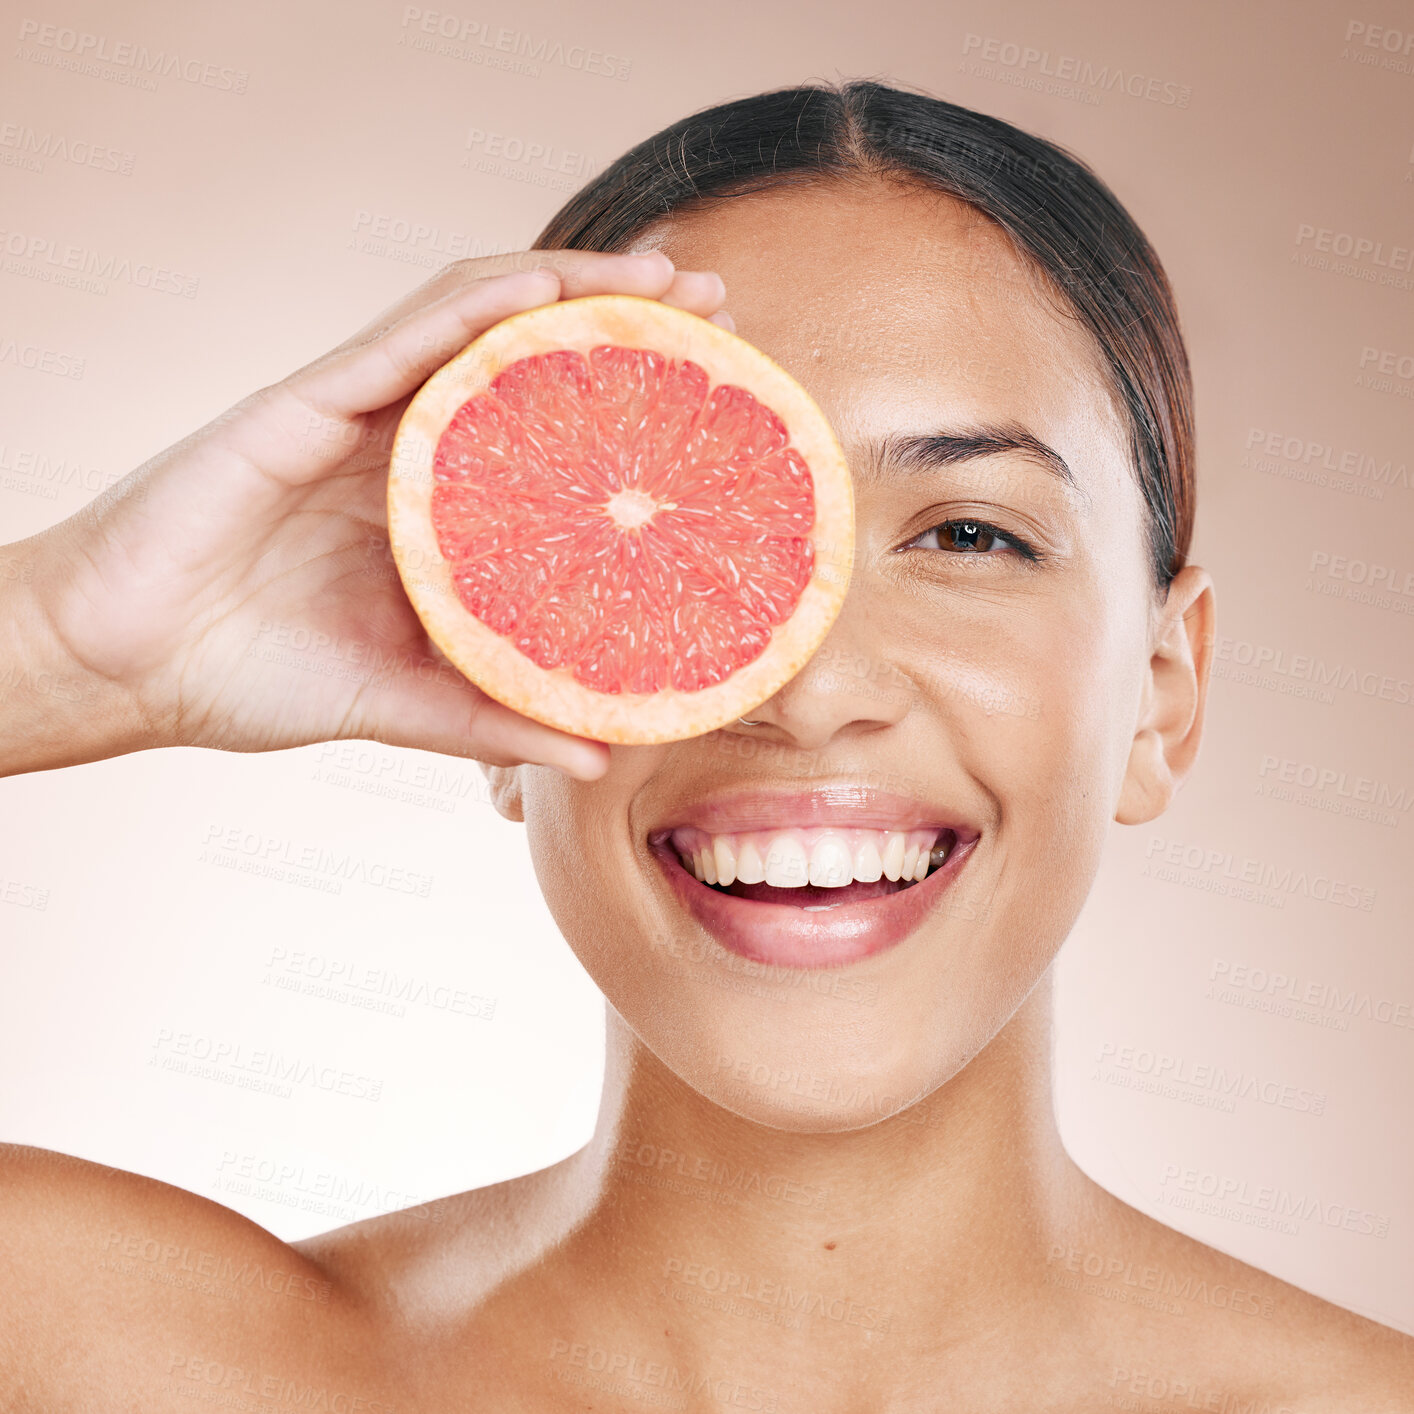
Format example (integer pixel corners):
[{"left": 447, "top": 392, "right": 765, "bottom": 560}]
[
  {"left": 0, "top": 249, "right": 727, "bottom": 1396},
  {"left": 0, "top": 249, "right": 727, "bottom": 781}
]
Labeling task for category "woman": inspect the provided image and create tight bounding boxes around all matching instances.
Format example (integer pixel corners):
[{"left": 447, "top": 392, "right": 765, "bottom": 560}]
[{"left": 2, "top": 81, "right": 1408, "bottom": 1408}]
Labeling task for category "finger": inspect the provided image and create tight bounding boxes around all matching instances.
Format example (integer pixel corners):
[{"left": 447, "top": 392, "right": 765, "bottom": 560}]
[
  {"left": 287, "top": 268, "right": 562, "bottom": 421},
  {"left": 530, "top": 248, "right": 676, "bottom": 300},
  {"left": 656, "top": 270, "right": 727, "bottom": 316},
  {"left": 341, "top": 249, "right": 675, "bottom": 346},
  {"left": 361, "top": 673, "right": 611, "bottom": 780},
  {"left": 707, "top": 309, "right": 737, "bottom": 333}
]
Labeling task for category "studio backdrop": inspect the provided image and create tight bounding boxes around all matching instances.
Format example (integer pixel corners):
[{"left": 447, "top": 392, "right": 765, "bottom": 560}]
[{"left": 2, "top": 0, "right": 1411, "bottom": 1333}]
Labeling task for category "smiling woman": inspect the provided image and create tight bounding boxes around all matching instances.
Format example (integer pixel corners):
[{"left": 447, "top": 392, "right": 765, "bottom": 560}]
[{"left": 1, "top": 78, "right": 1411, "bottom": 1412}]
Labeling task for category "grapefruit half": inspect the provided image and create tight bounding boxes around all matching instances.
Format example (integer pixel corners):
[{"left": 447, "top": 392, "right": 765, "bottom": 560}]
[{"left": 387, "top": 294, "right": 853, "bottom": 744}]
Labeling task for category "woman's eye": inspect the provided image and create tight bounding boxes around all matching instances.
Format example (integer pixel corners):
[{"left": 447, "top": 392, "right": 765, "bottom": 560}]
[{"left": 909, "top": 520, "right": 1018, "bottom": 555}]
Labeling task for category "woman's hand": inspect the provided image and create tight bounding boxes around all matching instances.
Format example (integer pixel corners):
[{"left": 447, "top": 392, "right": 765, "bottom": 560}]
[{"left": 2, "top": 250, "right": 729, "bottom": 779}]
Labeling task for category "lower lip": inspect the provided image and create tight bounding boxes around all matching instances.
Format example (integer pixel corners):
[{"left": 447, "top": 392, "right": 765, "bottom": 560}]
[{"left": 648, "top": 835, "right": 979, "bottom": 970}]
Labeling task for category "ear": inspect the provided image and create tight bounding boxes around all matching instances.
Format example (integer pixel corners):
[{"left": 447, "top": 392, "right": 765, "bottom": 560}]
[
  {"left": 1115, "top": 565, "right": 1215, "bottom": 826},
  {"left": 481, "top": 764, "right": 525, "bottom": 823}
]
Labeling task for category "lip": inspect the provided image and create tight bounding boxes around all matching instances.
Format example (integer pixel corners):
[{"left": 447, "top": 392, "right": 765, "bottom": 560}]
[
  {"left": 646, "top": 787, "right": 982, "bottom": 970},
  {"left": 650, "top": 786, "right": 973, "bottom": 835}
]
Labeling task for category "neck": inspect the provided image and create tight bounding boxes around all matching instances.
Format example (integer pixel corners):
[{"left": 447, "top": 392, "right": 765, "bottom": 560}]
[{"left": 533, "top": 968, "right": 1091, "bottom": 1397}]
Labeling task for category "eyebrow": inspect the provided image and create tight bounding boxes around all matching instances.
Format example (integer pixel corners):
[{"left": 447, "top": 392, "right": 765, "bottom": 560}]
[{"left": 873, "top": 422, "right": 1077, "bottom": 488}]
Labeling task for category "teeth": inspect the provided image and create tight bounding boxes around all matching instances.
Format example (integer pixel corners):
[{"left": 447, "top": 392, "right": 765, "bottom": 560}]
[
  {"left": 808, "top": 833, "right": 854, "bottom": 888},
  {"left": 736, "top": 840, "right": 765, "bottom": 885},
  {"left": 901, "top": 840, "right": 920, "bottom": 882},
  {"left": 764, "top": 836, "right": 809, "bottom": 888},
  {"left": 713, "top": 836, "right": 737, "bottom": 888},
  {"left": 852, "top": 837, "right": 883, "bottom": 883},
  {"left": 881, "top": 832, "right": 906, "bottom": 882},
  {"left": 672, "top": 825, "right": 950, "bottom": 891}
]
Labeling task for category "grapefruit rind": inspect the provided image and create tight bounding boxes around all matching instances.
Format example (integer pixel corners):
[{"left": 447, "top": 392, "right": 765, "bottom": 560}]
[{"left": 387, "top": 294, "right": 854, "bottom": 745}]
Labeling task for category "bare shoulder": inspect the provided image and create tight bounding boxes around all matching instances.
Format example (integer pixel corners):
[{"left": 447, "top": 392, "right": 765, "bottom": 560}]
[
  {"left": 292, "top": 1154, "right": 580, "bottom": 1325},
  {"left": 0, "top": 1143, "right": 388, "bottom": 1409},
  {"left": 1070, "top": 1186, "right": 1414, "bottom": 1412}
]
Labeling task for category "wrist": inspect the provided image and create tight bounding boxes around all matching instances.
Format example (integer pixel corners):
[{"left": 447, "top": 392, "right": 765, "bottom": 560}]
[{"left": 0, "top": 537, "right": 154, "bottom": 777}]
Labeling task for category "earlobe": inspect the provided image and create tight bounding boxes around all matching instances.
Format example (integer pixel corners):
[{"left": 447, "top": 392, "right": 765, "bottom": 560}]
[
  {"left": 481, "top": 764, "right": 526, "bottom": 822},
  {"left": 1115, "top": 566, "right": 1215, "bottom": 826}
]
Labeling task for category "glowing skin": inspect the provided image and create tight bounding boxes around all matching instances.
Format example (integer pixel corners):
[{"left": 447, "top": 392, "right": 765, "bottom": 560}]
[
  {"left": 508, "top": 180, "right": 1178, "bottom": 1132},
  {"left": 432, "top": 184, "right": 1404, "bottom": 1404},
  {"left": 4, "top": 195, "right": 1409, "bottom": 1408}
]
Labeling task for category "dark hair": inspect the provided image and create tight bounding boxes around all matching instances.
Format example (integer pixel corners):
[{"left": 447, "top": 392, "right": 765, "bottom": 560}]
[{"left": 535, "top": 80, "right": 1194, "bottom": 591}]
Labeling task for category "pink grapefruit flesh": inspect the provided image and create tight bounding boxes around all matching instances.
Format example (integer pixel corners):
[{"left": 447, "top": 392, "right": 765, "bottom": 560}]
[{"left": 387, "top": 294, "right": 853, "bottom": 744}]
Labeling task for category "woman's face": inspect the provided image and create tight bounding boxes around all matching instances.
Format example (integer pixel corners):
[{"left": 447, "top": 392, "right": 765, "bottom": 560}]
[{"left": 493, "top": 178, "right": 1174, "bottom": 1131}]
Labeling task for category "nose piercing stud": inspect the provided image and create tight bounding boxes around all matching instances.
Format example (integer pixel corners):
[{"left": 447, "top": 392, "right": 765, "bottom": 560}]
[{"left": 737, "top": 716, "right": 764, "bottom": 726}]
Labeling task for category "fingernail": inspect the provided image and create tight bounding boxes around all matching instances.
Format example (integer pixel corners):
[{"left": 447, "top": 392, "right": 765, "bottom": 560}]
[
  {"left": 708, "top": 309, "right": 737, "bottom": 333},
  {"left": 682, "top": 270, "right": 726, "bottom": 300}
]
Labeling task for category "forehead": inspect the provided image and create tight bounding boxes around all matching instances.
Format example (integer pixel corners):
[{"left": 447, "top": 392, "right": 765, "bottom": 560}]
[{"left": 628, "top": 178, "right": 1129, "bottom": 494}]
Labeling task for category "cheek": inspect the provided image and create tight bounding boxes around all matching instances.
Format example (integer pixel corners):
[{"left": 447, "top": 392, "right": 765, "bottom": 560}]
[
  {"left": 915, "top": 567, "right": 1144, "bottom": 861},
  {"left": 518, "top": 753, "right": 666, "bottom": 989}
]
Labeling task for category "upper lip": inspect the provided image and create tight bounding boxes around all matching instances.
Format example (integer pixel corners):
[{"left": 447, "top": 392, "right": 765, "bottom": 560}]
[{"left": 646, "top": 785, "right": 983, "bottom": 840}]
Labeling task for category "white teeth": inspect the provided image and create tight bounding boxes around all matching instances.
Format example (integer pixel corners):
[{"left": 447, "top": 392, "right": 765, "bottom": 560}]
[
  {"left": 713, "top": 836, "right": 737, "bottom": 888},
  {"left": 853, "top": 837, "right": 884, "bottom": 883},
  {"left": 736, "top": 840, "right": 766, "bottom": 885},
  {"left": 808, "top": 833, "right": 854, "bottom": 888},
  {"left": 675, "top": 826, "right": 949, "bottom": 890},
  {"left": 881, "top": 832, "right": 906, "bottom": 882},
  {"left": 764, "top": 836, "right": 810, "bottom": 888},
  {"left": 901, "top": 840, "right": 920, "bottom": 882}
]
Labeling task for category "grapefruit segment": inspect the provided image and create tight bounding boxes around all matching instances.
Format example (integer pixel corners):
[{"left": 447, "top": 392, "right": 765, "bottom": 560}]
[{"left": 387, "top": 294, "right": 853, "bottom": 744}]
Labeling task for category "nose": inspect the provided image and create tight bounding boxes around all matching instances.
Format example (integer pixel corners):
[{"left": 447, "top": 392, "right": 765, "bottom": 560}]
[{"left": 726, "top": 586, "right": 917, "bottom": 753}]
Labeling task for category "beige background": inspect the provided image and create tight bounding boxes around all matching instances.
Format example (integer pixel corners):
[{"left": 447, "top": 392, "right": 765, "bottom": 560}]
[{"left": 2, "top": 0, "right": 1411, "bottom": 1333}]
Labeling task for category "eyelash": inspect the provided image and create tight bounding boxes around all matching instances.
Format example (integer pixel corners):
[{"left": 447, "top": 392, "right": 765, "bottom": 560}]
[{"left": 901, "top": 518, "right": 1043, "bottom": 563}]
